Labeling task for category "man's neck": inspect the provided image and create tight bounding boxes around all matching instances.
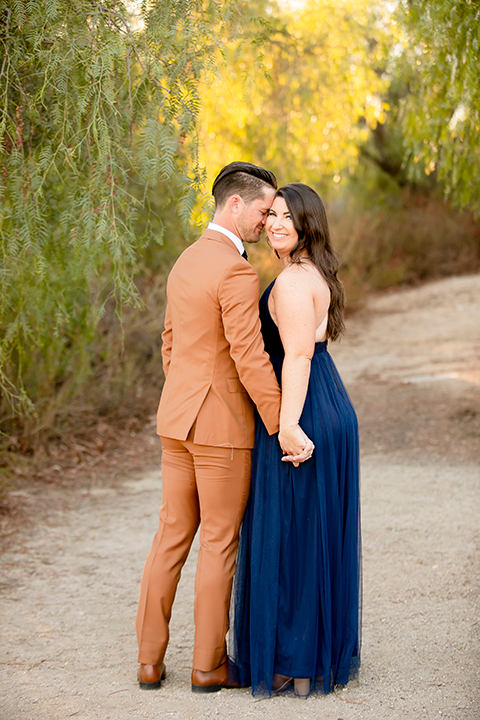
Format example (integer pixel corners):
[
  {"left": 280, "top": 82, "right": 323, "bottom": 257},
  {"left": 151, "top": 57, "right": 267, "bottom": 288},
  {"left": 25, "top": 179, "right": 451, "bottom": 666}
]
[
  {"left": 211, "top": 212, "right": 238, "bottom": 237},
  {"left": 207, "top": 222, "right": 244, "bottom": 255}
]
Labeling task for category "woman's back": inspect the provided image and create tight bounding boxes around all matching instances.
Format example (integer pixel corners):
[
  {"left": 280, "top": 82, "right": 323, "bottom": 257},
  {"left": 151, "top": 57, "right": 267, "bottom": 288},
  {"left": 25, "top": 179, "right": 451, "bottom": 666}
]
[{"left": 268, "top": 261, "right": 331, "bottom": 346}]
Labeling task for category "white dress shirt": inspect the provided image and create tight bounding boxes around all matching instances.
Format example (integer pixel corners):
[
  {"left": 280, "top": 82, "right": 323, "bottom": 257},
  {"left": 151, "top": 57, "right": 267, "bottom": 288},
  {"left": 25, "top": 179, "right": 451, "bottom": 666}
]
[{"left": 207, "top": 222, "right": 245, "bottom": 256}]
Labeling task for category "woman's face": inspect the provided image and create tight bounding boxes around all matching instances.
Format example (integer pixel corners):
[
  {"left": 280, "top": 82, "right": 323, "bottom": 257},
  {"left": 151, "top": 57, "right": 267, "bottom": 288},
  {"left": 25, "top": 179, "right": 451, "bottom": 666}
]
[{"left": 265, "top": 196, "right": 299, "bottom": 259}]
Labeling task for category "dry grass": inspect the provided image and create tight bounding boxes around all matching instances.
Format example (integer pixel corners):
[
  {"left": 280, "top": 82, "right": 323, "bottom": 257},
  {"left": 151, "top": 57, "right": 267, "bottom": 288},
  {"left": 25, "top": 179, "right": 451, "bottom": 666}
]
[{"left": 332, "top": 191, "right": 480, "bottom": 310}]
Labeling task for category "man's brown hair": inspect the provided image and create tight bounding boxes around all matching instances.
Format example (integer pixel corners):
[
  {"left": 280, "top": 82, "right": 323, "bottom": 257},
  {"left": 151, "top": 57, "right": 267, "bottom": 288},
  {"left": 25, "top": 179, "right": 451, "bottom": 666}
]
[{"left": 212, "top": 161, "right": 277, "bottom": 208}]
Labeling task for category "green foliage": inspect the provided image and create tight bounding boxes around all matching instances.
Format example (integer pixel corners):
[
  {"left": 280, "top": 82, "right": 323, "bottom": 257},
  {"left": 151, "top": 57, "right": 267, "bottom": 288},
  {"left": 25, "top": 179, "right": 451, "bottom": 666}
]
[
  {"left": 0, "top": 0, "right": 230, "bottom": 435},
  {"left": 397, "top": 0, "right": 480, "bottom": 210}
]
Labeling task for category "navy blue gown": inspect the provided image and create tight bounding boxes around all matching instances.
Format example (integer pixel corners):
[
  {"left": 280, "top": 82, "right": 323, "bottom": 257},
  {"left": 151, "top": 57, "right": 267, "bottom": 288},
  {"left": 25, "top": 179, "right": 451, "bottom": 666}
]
[{"left": 230, "top": 280, "right": 361, "bottom": 696}]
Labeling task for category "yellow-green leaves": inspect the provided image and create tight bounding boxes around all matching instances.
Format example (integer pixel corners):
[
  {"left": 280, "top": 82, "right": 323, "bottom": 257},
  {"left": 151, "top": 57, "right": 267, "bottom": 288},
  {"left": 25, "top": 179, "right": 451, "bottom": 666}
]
[{"left": 199, "top": 0, "right": 393, "bottom": 193}]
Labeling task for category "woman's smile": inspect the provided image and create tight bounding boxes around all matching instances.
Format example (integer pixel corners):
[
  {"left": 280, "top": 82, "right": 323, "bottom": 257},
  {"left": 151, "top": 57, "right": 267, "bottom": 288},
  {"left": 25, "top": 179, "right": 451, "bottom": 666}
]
[{"left": 265, "top": 196, "right": 299, "bottom": 257}]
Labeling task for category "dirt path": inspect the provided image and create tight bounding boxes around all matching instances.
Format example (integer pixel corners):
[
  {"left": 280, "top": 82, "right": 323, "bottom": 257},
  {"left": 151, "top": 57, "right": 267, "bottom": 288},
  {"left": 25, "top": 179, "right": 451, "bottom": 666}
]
[{"left": 1, "top": 274, "right": 479, "bottom": 720}]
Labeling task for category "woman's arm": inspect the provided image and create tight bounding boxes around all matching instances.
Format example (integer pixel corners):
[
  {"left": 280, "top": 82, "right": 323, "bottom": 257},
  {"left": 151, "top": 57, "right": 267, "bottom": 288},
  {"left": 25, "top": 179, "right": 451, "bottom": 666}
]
[{"left": 273, "top": 266, "right": 316, "bottom": 458}]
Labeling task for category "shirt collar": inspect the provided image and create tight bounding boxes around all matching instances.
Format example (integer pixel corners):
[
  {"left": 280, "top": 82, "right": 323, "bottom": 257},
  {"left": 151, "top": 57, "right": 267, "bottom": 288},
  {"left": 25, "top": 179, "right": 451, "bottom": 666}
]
[{"left": 207, "top": 222, "right": 245, "bottom": 255}]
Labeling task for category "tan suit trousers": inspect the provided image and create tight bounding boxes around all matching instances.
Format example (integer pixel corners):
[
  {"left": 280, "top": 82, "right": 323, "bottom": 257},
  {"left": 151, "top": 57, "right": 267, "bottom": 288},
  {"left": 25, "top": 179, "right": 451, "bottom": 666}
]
[{"left": 136, "top": 433, "right": 251, "bottom": 671}]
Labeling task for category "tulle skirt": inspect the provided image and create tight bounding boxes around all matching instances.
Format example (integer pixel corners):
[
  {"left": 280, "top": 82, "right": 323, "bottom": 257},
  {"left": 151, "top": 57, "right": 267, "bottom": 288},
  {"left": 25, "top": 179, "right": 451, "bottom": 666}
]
[{"left": 229, "top": 343, "right": 361, "bottom": 696}]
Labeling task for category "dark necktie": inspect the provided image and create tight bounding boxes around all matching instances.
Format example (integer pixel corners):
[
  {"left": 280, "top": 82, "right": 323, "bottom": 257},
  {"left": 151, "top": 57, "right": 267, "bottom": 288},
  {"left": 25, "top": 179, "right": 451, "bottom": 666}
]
[{"left": 242, "top": 249, "right": 248, "bottom": 260}]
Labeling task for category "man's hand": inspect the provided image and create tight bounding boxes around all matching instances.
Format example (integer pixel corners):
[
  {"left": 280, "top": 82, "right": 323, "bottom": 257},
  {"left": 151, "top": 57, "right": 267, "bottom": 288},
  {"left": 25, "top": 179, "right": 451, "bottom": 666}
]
[{"left": 279, "top": 424, "right": 314, "bottom": 468}]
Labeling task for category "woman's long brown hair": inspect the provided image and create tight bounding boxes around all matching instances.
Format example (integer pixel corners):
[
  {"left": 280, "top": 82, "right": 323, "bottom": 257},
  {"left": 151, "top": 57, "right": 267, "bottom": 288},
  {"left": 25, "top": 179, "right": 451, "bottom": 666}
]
[{"left": 276, "top": 183, "right": 345, "bottom": 341}]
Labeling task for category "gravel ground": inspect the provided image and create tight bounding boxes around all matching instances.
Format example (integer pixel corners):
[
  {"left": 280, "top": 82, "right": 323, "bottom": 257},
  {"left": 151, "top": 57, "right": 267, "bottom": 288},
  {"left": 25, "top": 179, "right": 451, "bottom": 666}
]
[{"left": 1, "top": 273, "right": 479, "bottom": 720}]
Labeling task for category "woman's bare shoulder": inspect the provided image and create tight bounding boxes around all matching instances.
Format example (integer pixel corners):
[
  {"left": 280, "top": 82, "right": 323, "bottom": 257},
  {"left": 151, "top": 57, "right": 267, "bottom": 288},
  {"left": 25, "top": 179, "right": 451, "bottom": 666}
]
[{"left": 275, "top": 261, "right": 329, "bottom": 297}]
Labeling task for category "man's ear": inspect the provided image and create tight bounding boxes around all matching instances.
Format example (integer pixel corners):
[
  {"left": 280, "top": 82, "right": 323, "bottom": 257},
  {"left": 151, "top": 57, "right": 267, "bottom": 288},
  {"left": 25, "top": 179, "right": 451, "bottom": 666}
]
[{"left": 229, "top": 194, "right": 243, "bottom": 215}]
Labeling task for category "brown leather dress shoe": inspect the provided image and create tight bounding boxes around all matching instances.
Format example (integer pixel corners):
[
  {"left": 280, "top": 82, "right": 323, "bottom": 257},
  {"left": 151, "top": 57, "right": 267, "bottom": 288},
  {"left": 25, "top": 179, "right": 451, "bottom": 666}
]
[
  {"left": 191, "top": 660, "right": 241, "bottom": 693},
  {"left": 137, "top": 662, "right": 166, "bottom": 690}
]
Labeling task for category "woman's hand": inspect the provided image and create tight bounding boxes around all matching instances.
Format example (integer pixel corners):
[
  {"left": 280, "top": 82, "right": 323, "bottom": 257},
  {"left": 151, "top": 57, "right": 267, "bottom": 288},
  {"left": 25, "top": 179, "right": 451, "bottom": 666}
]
[{"left": 279, "top": 424, "right": 315, "bottom": 467}]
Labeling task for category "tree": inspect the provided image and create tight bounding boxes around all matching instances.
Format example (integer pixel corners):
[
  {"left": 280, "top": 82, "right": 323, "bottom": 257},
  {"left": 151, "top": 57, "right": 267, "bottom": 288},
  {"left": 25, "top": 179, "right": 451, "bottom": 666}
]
[
  {"left": 398, "top": 0, "right": 480, "bottom": 210},
  {"left": 0, "top": 0, "right": 233, "bottom": 434},
  {"left": 199, "top": 0, "right": 393, "bottom": 195}
]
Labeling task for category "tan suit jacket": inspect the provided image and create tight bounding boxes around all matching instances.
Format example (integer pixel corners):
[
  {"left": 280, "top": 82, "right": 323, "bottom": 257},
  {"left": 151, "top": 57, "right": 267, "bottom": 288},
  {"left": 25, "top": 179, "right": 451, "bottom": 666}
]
[{"left": 156, "top": 229, "right": 280, "bottom": 447}]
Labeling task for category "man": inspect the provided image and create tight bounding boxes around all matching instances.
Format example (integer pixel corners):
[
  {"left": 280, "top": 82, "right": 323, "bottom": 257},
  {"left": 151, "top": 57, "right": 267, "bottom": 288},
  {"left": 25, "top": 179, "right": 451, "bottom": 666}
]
[{"left": 136, "top": 161, "right": 312, "bottom": 693}]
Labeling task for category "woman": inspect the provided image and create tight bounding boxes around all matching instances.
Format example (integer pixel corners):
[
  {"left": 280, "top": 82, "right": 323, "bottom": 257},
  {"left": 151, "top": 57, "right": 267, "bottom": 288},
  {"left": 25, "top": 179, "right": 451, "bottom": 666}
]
[{"left": 230, "top": 183, "right": 361, "bottom": 699}]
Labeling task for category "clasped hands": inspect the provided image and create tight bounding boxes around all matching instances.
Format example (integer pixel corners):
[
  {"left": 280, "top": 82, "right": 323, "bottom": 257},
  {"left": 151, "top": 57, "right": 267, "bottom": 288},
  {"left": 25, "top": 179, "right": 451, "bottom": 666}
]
[{"left": 279, "top": 424, "right": 314, "bottom": 467}]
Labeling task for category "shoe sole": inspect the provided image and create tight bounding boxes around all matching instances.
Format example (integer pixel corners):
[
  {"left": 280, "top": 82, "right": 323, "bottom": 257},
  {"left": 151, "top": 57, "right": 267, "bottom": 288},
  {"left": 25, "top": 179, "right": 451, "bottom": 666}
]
[
  {"left": 138, "top": 667, "right": 166, "bottom": 690},
  {"left": 191, "top": 682, "right": 223, "bottom": 693},
  {"left": 139, "top": 679, "right": 162, "bottom": 690}
]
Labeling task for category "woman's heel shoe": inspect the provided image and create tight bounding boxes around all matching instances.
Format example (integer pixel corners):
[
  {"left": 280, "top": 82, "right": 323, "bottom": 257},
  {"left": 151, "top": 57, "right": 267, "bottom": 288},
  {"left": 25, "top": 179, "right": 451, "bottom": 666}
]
[
  {"left": 273, "top": 673, "right": 292, "bottom": 693},
  {"left": 294, "top": 677, "right": 310, "bottom": 699}
]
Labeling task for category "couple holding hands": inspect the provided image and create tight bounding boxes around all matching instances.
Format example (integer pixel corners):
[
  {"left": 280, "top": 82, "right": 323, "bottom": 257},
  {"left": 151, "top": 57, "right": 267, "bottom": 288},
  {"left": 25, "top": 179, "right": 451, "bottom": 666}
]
[{"left": 135, "top": 162, "right": 361, "bottom": 699}]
